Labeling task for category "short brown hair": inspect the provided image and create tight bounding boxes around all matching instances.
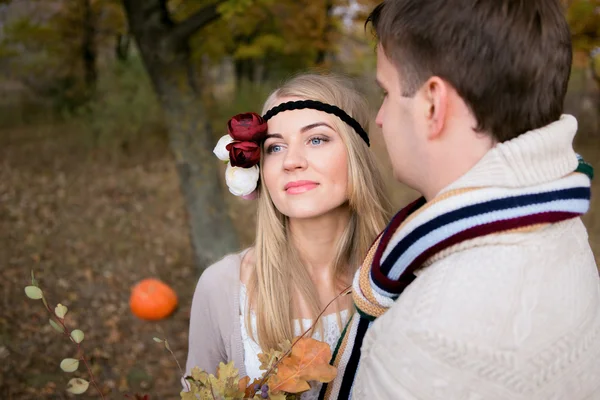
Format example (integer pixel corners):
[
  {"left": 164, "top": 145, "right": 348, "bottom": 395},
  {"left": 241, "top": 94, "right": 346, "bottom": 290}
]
[{"left": 367, "top": 0, "right": 573, "bottom": 142}]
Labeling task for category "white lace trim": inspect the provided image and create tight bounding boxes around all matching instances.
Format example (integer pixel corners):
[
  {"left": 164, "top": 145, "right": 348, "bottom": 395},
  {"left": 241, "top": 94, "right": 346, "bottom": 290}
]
[{"left": 240, "top": 283, "right": 349, "bottom": 400}]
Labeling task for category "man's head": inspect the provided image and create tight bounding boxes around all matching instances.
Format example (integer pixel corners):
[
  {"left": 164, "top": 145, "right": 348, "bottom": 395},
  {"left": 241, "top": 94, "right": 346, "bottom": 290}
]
[{"left": 369, "top": 0, "right": 572, "bottom": 198}]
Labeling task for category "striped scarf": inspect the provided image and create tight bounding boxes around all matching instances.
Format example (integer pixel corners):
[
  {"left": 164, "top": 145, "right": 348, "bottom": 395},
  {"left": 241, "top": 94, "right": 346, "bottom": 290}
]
[{"left": 319, "top": 159, "right": 593, "bottom": 400}]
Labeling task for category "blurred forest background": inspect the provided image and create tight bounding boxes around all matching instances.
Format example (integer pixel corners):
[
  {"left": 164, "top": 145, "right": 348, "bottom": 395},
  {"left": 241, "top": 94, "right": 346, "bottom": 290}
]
[{"left": 0, "top": 0, "right": 599, "bottom": 398}]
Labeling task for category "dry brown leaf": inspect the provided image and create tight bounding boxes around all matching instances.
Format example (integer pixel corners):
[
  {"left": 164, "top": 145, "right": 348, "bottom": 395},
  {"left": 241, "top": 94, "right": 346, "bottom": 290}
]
[
  {"left": 237, "top": 375, "right": 250, "bottom": 394},
  {"left": 268, "top": 337, "right": 337, "bottom": 394},
  {"left": 269, "top": 363, "right": 311, "bottom": 393}
]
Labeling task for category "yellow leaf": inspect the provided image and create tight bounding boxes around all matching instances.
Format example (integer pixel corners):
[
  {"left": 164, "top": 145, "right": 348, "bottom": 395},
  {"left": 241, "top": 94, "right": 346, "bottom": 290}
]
[
  {"left": 179, "top": 390, "right": 196, "bottom": 400},
  {"left": 278, "top": 339, "right": 292, "bottom": 354},
  {"left": 257, "top": 348, "right": 283, "bottom": 372},
  {"left": 205, "top": 375, "right": 222, "bottom": 396},
  {"left": 217, "top": 361, "right": 238, "bottom": 381},
  {"left": 191, "top": 367, "right": 209, "bottom": 384},
  {"left": 267, "top": 392, "right": 287, "bottom": 400}
]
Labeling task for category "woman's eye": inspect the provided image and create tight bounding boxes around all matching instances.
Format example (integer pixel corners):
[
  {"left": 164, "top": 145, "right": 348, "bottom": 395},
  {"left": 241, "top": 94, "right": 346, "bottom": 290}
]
[
  {"left": 310, "top": 137, "right": 324, "bottom": 146},
  {"left": 267, "top": 144, "right": 282, "bottom": 153}
]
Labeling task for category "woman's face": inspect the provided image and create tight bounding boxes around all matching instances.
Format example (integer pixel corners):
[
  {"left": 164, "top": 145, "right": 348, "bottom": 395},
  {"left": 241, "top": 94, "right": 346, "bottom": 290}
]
[{"left": 262, "top": 98, "right": 349, "bottom": 220}]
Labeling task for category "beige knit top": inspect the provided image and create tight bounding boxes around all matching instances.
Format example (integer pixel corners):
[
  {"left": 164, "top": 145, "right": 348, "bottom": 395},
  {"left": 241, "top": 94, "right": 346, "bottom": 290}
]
[{"left": 185, "top": 250, "right": 248, "bottom": 378}]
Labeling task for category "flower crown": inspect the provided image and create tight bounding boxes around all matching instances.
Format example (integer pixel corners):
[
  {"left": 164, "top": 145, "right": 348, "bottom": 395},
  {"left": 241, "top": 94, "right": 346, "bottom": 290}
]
[{"left": 213, "top": 100, "right": 370, "bottom": 199}]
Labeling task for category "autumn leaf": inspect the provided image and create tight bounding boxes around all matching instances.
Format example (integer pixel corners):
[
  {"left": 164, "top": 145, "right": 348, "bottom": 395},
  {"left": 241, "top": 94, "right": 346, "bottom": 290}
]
[
  {"left": 238, "top": 376, "right": 250, "bottom": 393},
  {"left": 265, "top": 392, "right": 286, "bottom": 400},
  {"left": 288, "top": 337, "right": 337, "bottom": 383},
  {"left": 217, "top": 361, "right": 246, "bottom": 398},
  {"left": 217, "top": 361, "right": 239, "bottom": 381},
  {"left": 180, "top": 390, "right": 197, "bottom": 400},
  {"left": 258, "top": 348, "right": 283, "bottom": 372},
  {"left": 269, "top": 363, "right": 311, "bottom": 393},
  {"left": 278, "top": 339, "right": 292, "bottom": 354},
  {"left": 244, "top": 378, "right": 261, "bottom": 398},
  {"left": 268, "top": 337, "right": 337, "bottom": 394},
  {"left": 191, "top": 367, "right": 209, "bottom": 385}
]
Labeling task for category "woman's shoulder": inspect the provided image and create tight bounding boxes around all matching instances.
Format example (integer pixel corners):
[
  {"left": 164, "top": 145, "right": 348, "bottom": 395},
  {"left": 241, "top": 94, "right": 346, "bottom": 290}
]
[{"left": 198, "top": 248, "right": 250, "bottom": 287}]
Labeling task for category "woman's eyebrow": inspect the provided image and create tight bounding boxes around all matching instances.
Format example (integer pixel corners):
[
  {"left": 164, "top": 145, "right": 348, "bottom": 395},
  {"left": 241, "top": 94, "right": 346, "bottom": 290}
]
[
  {"left": 300, "top": 122, "right": 334, "bottom": 133},
  {"left": 265, "top": 122, "right": 333, "bottom": 139}
]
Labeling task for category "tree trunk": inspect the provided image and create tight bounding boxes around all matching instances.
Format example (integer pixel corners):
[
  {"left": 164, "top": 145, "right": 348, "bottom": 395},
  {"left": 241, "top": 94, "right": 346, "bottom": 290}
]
[
  {"left": 81, "top": 0, "right": 97, "bottom": 94},
  {"left": 591, "top": 49, "right": 600, "bottom": 88},
  {"left": 123, "top": 0, "right": 239, "bottom": 271},
  {"left": 234, "top": 58, "right": 254, "bottom": 86},
  {"left": 115, "top": 33, "right": 131, "bottom": 62},
  {"left": 316, "top": 0, "right": 333, "bottom": 65}
]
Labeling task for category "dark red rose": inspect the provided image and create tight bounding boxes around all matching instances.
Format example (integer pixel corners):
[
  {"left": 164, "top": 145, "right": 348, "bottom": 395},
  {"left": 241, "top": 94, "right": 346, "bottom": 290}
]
[
  {"left": 227, "top": 112, "right": 267, "bottom": 142},
  {"left": 226, "top": 141, "right": 261, "bottom": 168}
]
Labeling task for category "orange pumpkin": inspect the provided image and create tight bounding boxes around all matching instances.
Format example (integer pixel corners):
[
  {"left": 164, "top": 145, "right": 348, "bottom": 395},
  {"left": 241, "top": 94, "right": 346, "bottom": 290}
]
[{"left": 130, "top": 278, "right": 178, "bottom": 320}]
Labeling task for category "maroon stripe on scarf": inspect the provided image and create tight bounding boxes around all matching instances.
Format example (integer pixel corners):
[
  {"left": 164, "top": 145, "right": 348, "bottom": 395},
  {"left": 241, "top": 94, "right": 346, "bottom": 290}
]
[
  {"left": 374, "top": 211, "right": 580, "bottom": 293},
  {"left": 370, "top": 197, "right": 425, "bottom": 273}
]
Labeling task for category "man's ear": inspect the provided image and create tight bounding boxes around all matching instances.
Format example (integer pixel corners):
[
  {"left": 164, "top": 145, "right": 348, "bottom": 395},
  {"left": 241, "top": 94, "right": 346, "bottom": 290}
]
[{"left": 421, "top": 76, "right": 448, "bottom": 141}]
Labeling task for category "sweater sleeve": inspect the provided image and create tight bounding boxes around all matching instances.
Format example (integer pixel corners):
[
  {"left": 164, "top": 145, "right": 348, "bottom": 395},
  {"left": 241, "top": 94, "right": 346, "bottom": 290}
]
[{"left": 184, "top": 255, "right": 239, "bottom": 385}]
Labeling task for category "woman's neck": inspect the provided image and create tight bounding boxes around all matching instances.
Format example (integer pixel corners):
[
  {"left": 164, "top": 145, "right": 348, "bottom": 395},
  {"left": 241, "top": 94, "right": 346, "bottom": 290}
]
[{"left": 288, "top": 204, "right": 351, "bottom": 280}]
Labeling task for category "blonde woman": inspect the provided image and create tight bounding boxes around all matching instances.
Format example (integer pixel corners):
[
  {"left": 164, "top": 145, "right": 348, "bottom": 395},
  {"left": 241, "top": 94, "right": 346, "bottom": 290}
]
[{"left": 185, "top": 73, "right": 392, "bottom": 399}]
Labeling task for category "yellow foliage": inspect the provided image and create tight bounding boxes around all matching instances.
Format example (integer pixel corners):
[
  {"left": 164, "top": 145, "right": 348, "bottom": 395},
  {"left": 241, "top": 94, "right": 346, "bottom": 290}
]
[{"left": 183, "top": 337, "right": 337, "bottom": 399}]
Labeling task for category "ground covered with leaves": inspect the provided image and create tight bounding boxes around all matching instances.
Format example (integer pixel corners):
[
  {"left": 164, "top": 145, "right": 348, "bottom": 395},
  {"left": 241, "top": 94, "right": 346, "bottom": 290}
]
[
  {"left": 1, "top": 120, "right": 599, "bottom": 400},
  {"left": 0, "top": 124, "right": 212, "bottom": 400}
]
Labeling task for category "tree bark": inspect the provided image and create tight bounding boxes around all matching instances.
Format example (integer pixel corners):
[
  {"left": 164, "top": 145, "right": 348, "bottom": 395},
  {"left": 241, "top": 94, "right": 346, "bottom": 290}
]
[
  {"left": 122, "top": 0, "right": 239, "bottom": 271},
  {"left": 115, "top": 33, "right": 131, "bottom": 62},
  {"left": 315, "top": 0, "right": 334, "bottom": 65},
  {"left": 81, "top": 0, "right": 97, "bottom": 94},
  {"left": 591, "top": 49, "right": 600, "bottom": 88}
]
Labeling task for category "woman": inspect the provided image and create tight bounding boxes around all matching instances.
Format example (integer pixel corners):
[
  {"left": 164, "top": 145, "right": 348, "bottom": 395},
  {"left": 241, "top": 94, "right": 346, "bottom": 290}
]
[{"left": 185, "top": 73, "right": 392, "bottom": 399}]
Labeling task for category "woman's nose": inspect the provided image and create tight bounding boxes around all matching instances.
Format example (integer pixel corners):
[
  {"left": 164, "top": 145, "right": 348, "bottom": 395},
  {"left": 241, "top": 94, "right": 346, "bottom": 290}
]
[{"left": 282, "top": 144, "right": 308, "bottom": 172}]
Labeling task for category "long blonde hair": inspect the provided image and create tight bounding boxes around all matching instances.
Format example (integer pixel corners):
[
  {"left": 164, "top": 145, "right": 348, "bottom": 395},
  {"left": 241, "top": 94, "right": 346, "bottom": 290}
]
[{"left": 247, "top": 73, "right": 392, "bottom": 351}]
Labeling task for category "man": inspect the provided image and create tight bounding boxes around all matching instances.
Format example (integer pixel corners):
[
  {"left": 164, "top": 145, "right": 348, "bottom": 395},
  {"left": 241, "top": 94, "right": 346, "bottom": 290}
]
[{"left": 319, "top": 1, "right": 600, "bottom": 399}]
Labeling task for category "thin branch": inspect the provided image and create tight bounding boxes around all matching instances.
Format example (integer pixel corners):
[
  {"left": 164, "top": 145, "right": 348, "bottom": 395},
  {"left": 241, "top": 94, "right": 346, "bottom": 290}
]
[
  {"left": 163, "top": 340, "right": 190, "bottom": 392},
  {"left": 169, "top": 1, "right": 225, "bottom": 44}
]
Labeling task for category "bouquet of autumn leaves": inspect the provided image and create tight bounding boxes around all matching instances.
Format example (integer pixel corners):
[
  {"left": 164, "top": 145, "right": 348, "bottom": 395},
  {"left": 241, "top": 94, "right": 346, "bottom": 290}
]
[{"left": 182, "top": 335, "right": 338, "bottom": 400}]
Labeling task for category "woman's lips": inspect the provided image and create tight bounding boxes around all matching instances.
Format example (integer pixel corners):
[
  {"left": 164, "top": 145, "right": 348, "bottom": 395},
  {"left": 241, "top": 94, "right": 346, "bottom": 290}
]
[{"left": 284, "top": 180, "right": 319, "bottom": 194}]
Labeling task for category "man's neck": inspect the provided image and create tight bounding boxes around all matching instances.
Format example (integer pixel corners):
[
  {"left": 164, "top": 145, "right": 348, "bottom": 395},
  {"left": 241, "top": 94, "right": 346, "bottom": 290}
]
[{"left": 421, "top": 125, "right": 496, "bottom": 201}]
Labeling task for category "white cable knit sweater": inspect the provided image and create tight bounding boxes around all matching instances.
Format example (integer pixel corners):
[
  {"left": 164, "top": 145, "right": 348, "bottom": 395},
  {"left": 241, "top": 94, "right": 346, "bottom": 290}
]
[{"left": 352, "top": 115, "right": 600, "bottom": 399}]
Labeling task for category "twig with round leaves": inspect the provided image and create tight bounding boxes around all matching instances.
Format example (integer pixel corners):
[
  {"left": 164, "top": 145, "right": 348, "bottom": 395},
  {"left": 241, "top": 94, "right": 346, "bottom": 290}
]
[
  {"left": 24, "top": 271, "right": 106, "bottom": 399},
  {"left": 153, "top": 337, "right": 191, "bottom": 393}
]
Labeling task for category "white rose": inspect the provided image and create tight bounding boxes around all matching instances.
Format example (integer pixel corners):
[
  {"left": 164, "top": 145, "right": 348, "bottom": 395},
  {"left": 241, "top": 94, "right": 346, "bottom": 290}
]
[
  {"left": 225, "top": 162, "right": 259, "bottom": 196},
  {"left": 213, "top": 134, "right": 234, "bottom": 162}
]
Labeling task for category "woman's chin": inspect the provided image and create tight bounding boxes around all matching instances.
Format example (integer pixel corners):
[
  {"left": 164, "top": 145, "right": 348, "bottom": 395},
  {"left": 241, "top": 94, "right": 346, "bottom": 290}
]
[
  {"left": 280, "top": 199, "right": 348, "bottom": 221},
  {"left": 282, "top": 203, "right": 333, "bottom": 220}
]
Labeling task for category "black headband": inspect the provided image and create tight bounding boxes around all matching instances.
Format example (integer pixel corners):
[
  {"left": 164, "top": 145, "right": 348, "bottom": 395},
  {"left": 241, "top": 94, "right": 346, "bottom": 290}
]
[{"left": 262, "top": 99, "right": 370, "bottom": 147}]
